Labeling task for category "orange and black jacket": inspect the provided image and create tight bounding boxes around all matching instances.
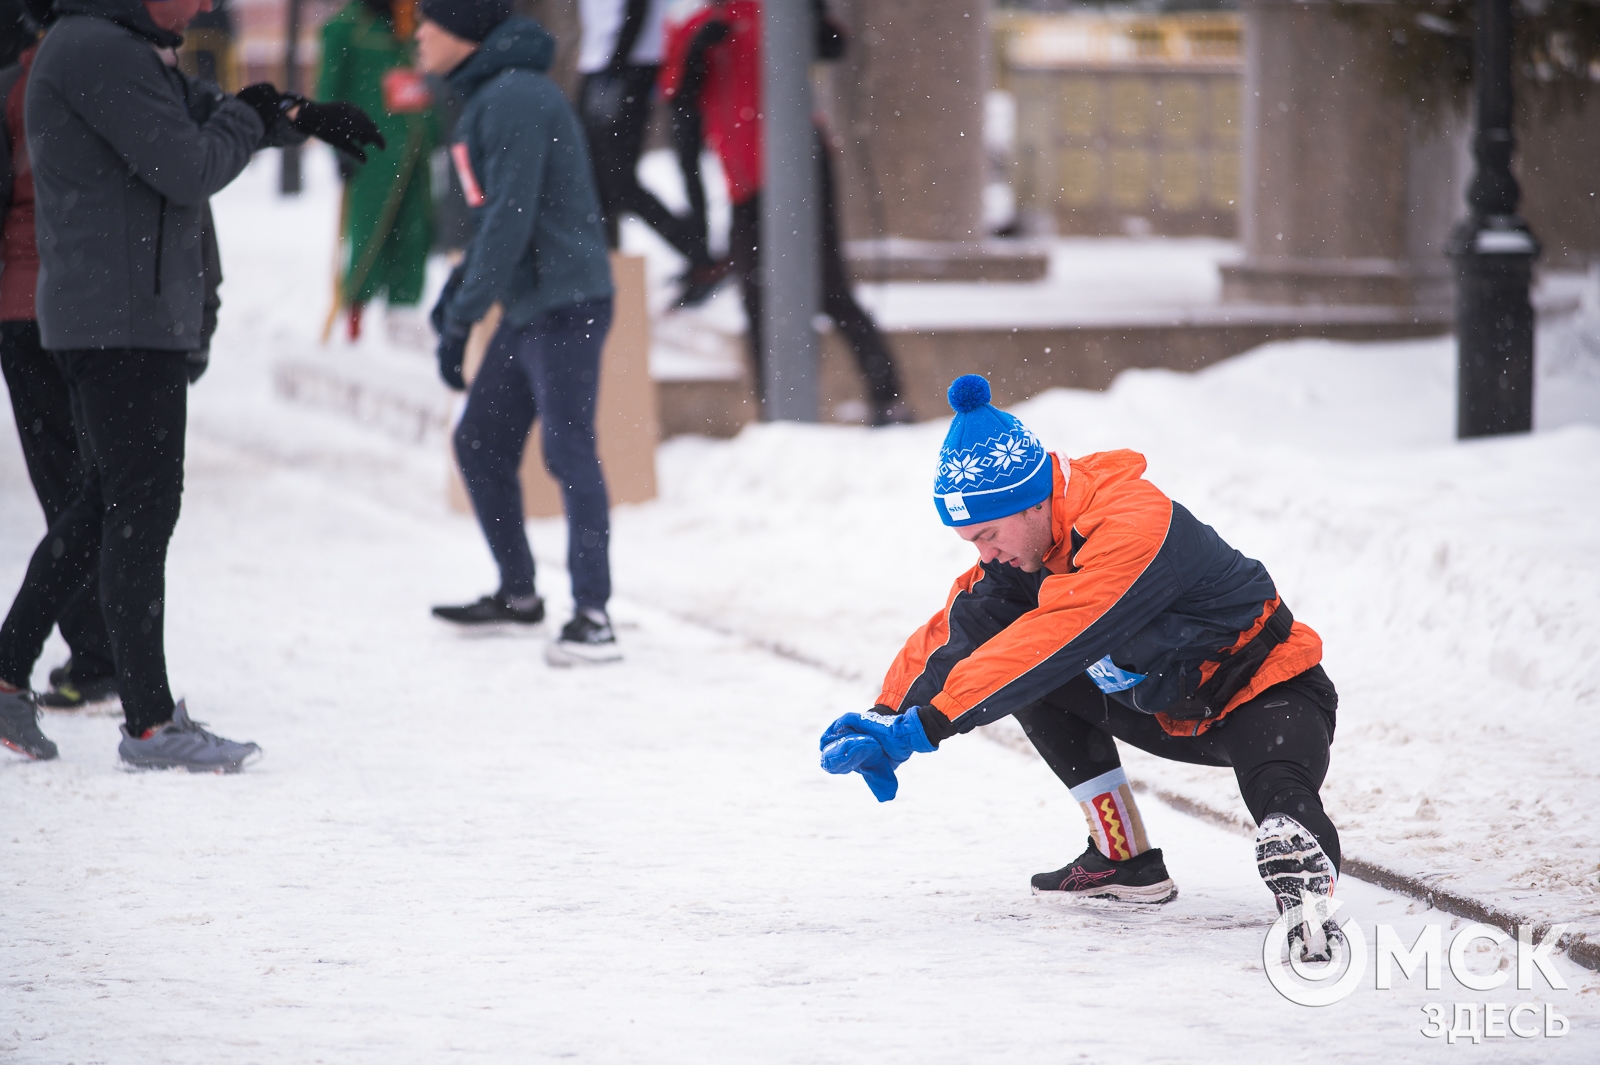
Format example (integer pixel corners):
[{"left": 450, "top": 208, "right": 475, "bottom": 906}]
[{"left": 878, "top": 449, "right": 1325, "bottom": 742}]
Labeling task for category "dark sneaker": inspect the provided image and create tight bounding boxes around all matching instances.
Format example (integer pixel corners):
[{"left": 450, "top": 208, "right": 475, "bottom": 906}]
[
  {"left": 431, "top": 593, "right": 545, "bottom": 627},
  {"left": 1256, "top": 814, "right": 1339, "bottom": 962},
  {"left": 544, "top": 607, "right": 622, "bottom": 666},
  {"left": 118, "top": 700, "right": 261, "bottom": 773},
  {"left": 1031, "top": 836, "right": 1178, "bottom": 904},
  {"left": 674, "top": 259, "right": 733, "bottom": 309},
  {"left": 0, "top": 687, "right": 58, "bottom": 761},
  {"left": 36, "top": 673, "right": 120, "bottom": 710},
  {"left": 48, "top": 658, "right": 72, "bottom": 689}
]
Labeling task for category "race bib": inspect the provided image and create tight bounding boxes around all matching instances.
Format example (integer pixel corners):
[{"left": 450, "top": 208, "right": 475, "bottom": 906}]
[
  {"left": 382, "top": 67, "right": 433, "bottom": 113},
  {"left": 1086, "top": 655, "right": 1146, "bottom": 694}
]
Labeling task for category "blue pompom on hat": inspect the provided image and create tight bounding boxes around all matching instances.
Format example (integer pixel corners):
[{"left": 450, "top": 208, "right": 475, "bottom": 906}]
[{"left": 933, "top": 374, "right": 1053, "bottom": 527}]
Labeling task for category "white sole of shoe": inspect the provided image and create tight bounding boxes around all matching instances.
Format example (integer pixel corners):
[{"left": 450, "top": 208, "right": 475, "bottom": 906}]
[
  {"left": 117, "top": 748, "right": 264, "bottom": 774},
  {"left": 1256, "top": 815, "right": 1336, "bottom": 960},
  {"left": 544, "top": 640, "right": 623, "bottom": 667},
  {"left": 1032, "top": 879, "right": 1179, "bottom": 905},
  {"left": 432, "top": 618, "right": 545, "bottom": 637}
]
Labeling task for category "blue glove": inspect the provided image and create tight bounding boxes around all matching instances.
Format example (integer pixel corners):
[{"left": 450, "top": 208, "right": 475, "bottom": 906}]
[{"left": 819, "top": 708, "right": 936, "bottom": 802}]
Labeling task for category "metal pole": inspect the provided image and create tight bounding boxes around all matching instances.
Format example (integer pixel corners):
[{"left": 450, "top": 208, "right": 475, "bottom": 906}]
[
  {"left": 280, "top": 0, "right": 305, "bottom": 195},
  {"left": 760, "top": 0, "right": 820, "bottom": 421},
  {"left": 1448, "top": 0, "right": 1537, "bottom": 438}
]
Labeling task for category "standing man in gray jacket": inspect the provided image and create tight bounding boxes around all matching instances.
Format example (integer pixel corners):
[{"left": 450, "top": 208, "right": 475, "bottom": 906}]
[{"left": 0, "top": 0, "right": 383, "bottom": 769}]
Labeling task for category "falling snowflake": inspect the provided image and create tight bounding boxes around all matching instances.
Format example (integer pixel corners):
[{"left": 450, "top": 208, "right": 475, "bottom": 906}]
[
  {"left": 988, "top": 436, "right": 1029, "bottom": 470},
  {"left": 943, "top": 453, "right": 985, "bottom": 484}
]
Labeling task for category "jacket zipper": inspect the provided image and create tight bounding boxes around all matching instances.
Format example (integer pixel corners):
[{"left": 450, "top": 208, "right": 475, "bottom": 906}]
[{"left": 153, "top": 196, "right": 166, "bottom": 295}]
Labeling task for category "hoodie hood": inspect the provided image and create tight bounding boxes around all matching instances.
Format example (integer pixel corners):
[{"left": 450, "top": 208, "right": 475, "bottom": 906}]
[
  {"left": 54, "top": 0, "right": 182, "bottom": 48},
  {"left": 447, "top": 16, "right": 555, "bottom": 99}
]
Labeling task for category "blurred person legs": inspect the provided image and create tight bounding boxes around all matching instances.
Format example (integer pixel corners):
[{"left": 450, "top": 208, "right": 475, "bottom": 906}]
[
  {"left": 449, "top": 299, "right": 619, "bottom": 662},
  {"left": 319, "top": 0, "right": 438, "bottom": 344},
  {"left": 666, "top": 94, "right": 728, "bottom": 307},
  {"left": 728, "top": 130, "right": 909, "bottom": 425},
  {"left": 580, "top": 65, "right": 722, "bottom": 289},
  {"left": 0, "top": 320, "right": 117, "bottom": 707},
  {"left": 1014, "top": 672, "right": 1340, "bottom": 905},
  {"left": 0, "top": 350, "right": 257, "bottom": 766}
]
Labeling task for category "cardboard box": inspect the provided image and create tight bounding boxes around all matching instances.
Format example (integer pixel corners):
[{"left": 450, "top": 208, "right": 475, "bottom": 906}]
[{"left": 447, "top": 253, "right": 657, "bottom": 517}]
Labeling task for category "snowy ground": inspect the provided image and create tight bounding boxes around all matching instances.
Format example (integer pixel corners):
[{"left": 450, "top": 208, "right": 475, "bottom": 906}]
[{"left": 2, "top": 149, "right": 1598, "bottom": 1060}]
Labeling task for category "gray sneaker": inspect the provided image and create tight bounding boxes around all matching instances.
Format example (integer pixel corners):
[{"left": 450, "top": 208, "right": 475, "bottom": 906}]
[
  {"left": 118, "top": 700, "right": 261, "bottom": 773},
  {"left": 0, "top": 687, "right": 58, "bottom": 761}
]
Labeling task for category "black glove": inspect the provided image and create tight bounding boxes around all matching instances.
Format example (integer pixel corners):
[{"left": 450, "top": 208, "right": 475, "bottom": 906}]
[
  {"left": 436, "top": 322, "right": 469, "bottom": 391},
  {"left": 431, "top": 264, "right": 466, "bottom": 335},
  {"left": 336, "top": 152, "right": 361, "bottom": 183},
  {"left": 186, "top": 349, "right": 209, "bottom": 385},
  {"left": 235, "top": 82, "right": 284, "bottom": 132},
  {"left": 290, "top": 99, "right": 387, "bottom": 163}
]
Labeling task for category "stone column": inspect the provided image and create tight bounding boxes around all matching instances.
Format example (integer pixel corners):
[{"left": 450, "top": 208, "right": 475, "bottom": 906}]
[
  {"left": 816, "top": 0, "right": 1044, "bottom": 281},
  {"left": 1222, "top": 0, "right": 1459, "bottom": 307}
]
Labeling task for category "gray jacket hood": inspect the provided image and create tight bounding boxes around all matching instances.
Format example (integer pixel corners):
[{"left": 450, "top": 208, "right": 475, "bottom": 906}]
[
  {"left": 54, "top": 0, "right": 181, "bottom": 48},
  {"left": 447, "top": 16, "right": 555, "bottom": 99}
]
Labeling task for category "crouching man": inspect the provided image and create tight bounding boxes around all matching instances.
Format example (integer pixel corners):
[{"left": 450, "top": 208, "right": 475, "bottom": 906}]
[{"left": 821, "top": 375, "right": 1344, "bottom": 960}]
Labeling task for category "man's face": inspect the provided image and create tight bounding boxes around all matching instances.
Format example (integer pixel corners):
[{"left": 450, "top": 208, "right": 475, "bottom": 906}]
[
  {"left": 415, "top": 18, "right": 479, "bottom": 75},
  {"left": 144, "top": 0, "right": 212, "bottom": 34},
  {"left": 955, "top": 500, "right": 1055, "bottom": 573}
]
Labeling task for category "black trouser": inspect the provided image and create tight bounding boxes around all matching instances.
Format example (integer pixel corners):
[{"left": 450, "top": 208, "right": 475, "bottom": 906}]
[
  {"left": 580, "top": 66, "right": 708, "bottom": 264},
  {"left": 728, "top": 130, "right": 905, "bottom": 412},
  {"left": 0, "top": 349, "right": 187, "bottom": 734},
  {"left": 669, "top": 97, "right": 711, "bottom": 265},
  {"left": 0, "top": 320, "right": 116, "bottom": 683},
  {"left": 454, "top": 300, "right": 614, "bottom": 612},
  {"left": 1015, "top": 670, "right": 1342, "bottom": 872}
]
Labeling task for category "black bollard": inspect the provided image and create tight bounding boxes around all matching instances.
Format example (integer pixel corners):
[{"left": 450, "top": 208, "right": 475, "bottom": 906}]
[{"left": 1448, "top": 0, "right": 1538, "bottom": 438}]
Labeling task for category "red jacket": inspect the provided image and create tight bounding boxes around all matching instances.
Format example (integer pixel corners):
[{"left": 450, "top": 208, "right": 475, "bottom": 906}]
[
  {"left": 1, "top": 45, "right": 38, "bottom": 322},
  {"left": 879, "top": 451, "right": 1325, "bottom": 739},
  {"left": 660, "top": 0, "right": 763, "bottom": 205}
]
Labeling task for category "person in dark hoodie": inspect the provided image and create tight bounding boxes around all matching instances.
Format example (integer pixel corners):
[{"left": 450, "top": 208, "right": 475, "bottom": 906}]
[
  {"left": 0, "top": 0, "right": 384, "bottom": 769},
  {"left": 418, "top": 0, "right": 621, "bottom": 667}
]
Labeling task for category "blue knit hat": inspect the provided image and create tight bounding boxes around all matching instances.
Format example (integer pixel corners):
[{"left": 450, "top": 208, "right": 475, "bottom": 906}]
[{"left": 933, "top": 375, "right": 1053, "bottom": 527}]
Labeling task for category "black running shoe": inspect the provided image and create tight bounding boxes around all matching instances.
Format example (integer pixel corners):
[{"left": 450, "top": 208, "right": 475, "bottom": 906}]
[
  {"left": 36, "top": 673, "right": 120, "bottom": 710},
  {"left": 1031, "top": 836, "right": 1178, "bottom": 904},
  {"left": 0, "top": 688, "right": 58, "bottom": 761},
  {"left": 544, "top": 608, "right": 622, "bottom": 666},
  {"left": 431, "top": 593, "right": 545, "bottom": 627},
  {"left": 48, "top": 658, "right": 72, "bottom": 689},
  {"left": 1256, "top": 814, "right": 1340, "bottom": 962}
]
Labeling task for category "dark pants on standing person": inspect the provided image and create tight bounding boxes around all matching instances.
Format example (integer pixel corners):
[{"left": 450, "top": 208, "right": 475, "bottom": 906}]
[
  {"left": 728, "top": 129, "right": 904, "bottom": 414},
  {"left": 454, "top": 299, "right": 614, "bottom": 613},
  {"left": 1015, "top": 668, "right": 1343, "bottom": 871},
  {"left": 0, "top": 348, "right": 187, "bottom": 735},
  {"left": 580, "top": 66, "right": 707, "bottom": 264},
  {"left": 0, "top": 320, "right": 117, "bottom": 684},
  {"left": 669, "top": 97, "right": 711, "bottom": 267}
]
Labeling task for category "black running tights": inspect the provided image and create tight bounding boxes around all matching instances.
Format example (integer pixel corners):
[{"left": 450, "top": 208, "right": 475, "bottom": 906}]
[
  {"left": 1014, "top": 674, "right": 1342, "bottom": 872},
  {"left": 0, "top": 349, "right": 186, "bottom": 735}
]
